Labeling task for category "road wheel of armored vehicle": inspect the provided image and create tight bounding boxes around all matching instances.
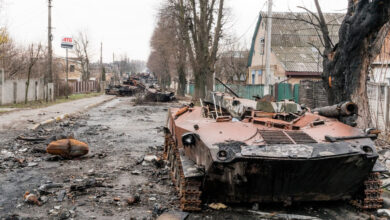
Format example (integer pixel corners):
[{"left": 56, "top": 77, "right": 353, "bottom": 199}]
[
  {"left": 164, "top": 134, "right": 203, "bottom": 211},
  {"left": 350, "top": 172, "right": 383, "bottom": 210}
]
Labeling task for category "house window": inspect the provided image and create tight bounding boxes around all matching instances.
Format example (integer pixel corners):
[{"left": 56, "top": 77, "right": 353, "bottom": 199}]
[
  {"left": 70, "top": 65, "right": 75, "bottom": 72},
  {"left": 259, "top": 37, "right": 265, "bottom": 55},
  {"left": 380, "top": 85, "right": 385, "bottom": 97},
  {"left": 251, "top": 70, "right": 256, "bottom": 84}
]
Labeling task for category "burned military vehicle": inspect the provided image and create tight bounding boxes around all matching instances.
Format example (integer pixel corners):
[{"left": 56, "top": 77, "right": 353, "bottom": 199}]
[
  {"left": 144, "top": 88, "right": 175, "bottom": 102},
  {"left": 164, "top": 90, "right": 384, "bottom": 211},
  {"left": 105, "top": 77, "right": 145, "bottom": 96}
]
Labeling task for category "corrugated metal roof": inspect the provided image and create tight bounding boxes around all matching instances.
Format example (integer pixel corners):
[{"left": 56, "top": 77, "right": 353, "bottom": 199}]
[
  {"left": 248, "top": 12, "right": 343, "bottom": 72},
  {"left": 264, "top": 12, "right": 342, "bottom": 72}
]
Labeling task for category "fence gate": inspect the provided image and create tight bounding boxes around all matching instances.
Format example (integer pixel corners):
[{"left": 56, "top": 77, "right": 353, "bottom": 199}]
[{"left": 276, "top": 83, "right": 293, "bottom": 101}]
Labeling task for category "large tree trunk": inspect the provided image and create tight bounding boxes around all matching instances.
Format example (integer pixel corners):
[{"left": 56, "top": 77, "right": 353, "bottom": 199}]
[
  {"left": 177, "top": 64, "right": 186, "bottom": 96},
  {"left": 320, "top": 0, "right": 390, "bottom": 127}
]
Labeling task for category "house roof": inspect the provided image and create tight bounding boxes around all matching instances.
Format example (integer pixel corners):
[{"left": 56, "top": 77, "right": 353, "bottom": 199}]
[{"left": 248, "top": 12, "right": 344, "bottom": 73}]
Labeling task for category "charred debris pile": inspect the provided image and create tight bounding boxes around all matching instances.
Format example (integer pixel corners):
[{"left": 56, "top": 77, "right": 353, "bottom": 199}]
[{"left": 105, "top": 77, "right": 175, "bottom": 103}]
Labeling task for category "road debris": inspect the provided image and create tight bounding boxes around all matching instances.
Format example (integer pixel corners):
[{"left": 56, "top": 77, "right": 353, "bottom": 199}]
[
  {"left": 46, "top": 138, "right": 89, "bottom": 158},
  {"left": 16, "top": 135, "right": 47, "bottom": 142},
  {"left": 24, "top": 192, "right": 41, "bottom": 206},
  {"left": 248, "top": 210, "right": 321, "bottom": 220},
  {"left": 156, "top": 211, "right": 189, "bottom": 220},
  {"left": 38, "top": 183, "right": 64, "bottom": 194},
  {"left": 209, "top": 203, "right": 227, "bottom": 210},
  {"left": 126, "top": 195, "right": 140, "bottom": 205},
  {"left": 378, "top": 209, "right": 390, "bottom": 217}
]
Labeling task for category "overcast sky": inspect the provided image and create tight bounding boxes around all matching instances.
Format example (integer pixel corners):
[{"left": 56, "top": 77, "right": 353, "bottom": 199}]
[{"left": 2, "top": 0, "right": 347, "bottom": 63}]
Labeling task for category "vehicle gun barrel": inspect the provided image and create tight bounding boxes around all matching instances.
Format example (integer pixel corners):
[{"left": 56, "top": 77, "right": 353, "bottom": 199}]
[{"left": 313, "top": 102, "right": 358, "bottom": 117}]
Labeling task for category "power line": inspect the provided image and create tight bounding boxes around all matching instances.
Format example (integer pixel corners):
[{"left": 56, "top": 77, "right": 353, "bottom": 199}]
[{"left": 224, "top": 1, "right": 268, "bottom": 46}]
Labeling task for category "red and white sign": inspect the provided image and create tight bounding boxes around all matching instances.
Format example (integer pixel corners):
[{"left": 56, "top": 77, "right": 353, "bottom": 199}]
[{"left": 61, "top": 37, "right": 73, "bottom": 49}]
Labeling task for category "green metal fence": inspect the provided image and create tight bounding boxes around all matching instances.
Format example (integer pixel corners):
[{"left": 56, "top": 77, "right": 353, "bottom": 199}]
[
  {"left": 215, "top": 84, "right": 264, "bottom": 100},
  {"left": 293, "top": 84, "right": 300, "bottom": 103},
  {"left": 187, "top": 83, "right": 301, "bottom": 103},
  {"left": 187, "top": 84, "right": 264, "bottom": 100}
]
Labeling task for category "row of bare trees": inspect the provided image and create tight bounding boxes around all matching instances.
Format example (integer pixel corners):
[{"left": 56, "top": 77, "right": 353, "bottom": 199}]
[{"left": 148, "top": 0, "right": 248, "bottom": 99}]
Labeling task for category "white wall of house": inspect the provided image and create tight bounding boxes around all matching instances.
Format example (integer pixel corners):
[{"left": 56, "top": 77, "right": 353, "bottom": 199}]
[
  {"left": 248, "top": 19, "right": 287, "bottom": 84},
  {"left": 0, "top": 76, "right": 53, "bottom": 105},
  {"left": 372, "top": 66, "right": 390, "bottom": 85}
]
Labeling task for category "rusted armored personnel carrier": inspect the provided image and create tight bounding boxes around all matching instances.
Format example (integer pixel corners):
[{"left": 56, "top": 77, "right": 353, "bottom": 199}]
[{"left": 164, "top": 91, "right": 385, "bottom": 211}]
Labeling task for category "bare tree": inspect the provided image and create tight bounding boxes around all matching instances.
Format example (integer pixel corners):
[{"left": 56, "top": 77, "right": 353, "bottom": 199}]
[
  {"left": 74, "top": 32, "right": 90, "bottom": 81},
  {"left": 216, "top": 38, "right": 249, "bottom": 84},
  {"left": 147, "top": 11, "right": 177, "bottom": 90},
  {"left": 305, "top": 0, "right": 390, "bottom": 127},
  {"left": 24, "top": 43, "right": 42, "bottom": 104},
  {"left": 168, "top": 0, "right": 226, "bottom": 99}
]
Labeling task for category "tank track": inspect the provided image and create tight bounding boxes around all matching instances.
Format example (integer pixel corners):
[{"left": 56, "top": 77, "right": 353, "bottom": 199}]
[
  {"left": 350, "top": 172, "right": 383, "bottom": 210},
  {"left": 164, "top": 133, "right": 203, "bottom": 211}
]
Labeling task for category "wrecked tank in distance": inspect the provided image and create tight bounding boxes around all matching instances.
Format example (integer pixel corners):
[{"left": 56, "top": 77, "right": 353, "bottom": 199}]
[
  {"left": 144, "top": 88, "right": 175, "bottom": 102},
  {"left": 164, "top": 91, "right": 385, "bottom": 211},
  {"left": 105, "top": 77, "right": 145, "bottom": 96}
]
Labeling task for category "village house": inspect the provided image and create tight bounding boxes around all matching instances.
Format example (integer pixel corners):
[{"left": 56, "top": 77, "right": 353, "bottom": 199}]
[
  {"left": 55, "top": 57, "right": 83, "bottom": 82},
  {"left": 371, "top": 32, "right": 390, "bottom": 85},
  {"left": 247, "top": 12, "right": 343, "bottom": 85}
]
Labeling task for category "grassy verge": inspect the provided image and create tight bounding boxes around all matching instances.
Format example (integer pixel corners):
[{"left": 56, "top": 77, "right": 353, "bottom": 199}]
[{"left": 0, "top": 92, "right": 103, "bottom": 110}]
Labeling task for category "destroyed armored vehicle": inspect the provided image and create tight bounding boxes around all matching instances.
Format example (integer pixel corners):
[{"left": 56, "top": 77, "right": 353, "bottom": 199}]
[
  {"left": 105, "top": 84, "right": 121, "bottom": 95},
  {"left": 145, "top": 88, "right": 175, "bottom": 102},
  {"left": 105, "top": 77, "right": 145, "bottom": 96},
  {"left": 164, "top": 91, "right": 384, "bottom": 211}
]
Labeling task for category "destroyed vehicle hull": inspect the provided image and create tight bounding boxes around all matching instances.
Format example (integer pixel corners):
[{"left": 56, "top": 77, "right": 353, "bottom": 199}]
[
  {"left": 145, "top": 89, "right": 175, "bottom": 102},
  {"left": 165, "top": 95, "right": 383, "bottom": 211},
  {"left": 196, "top": 147, "right": 375, "bottom": 203},
  {"left": 105, "top": 85, "right": 144, "bottom": 97},
  {"left": 105, "top": 87, "right": 120, "bottom": 96}
]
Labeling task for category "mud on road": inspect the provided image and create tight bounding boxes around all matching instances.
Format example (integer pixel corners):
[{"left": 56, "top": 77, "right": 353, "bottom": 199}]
[{"left": 0, "top": 97, "right": 379, "bottom": 219}]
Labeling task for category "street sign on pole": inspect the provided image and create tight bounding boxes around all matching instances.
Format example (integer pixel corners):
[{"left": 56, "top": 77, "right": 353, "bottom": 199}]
[
  {"left": 61, "top": 37, "right": 73, "bottom": 49},
  {"left": 61, "top": 37, "right": 73, "bottom": 99}
]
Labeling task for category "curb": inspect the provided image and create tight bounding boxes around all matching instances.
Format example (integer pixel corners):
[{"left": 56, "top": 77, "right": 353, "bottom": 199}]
[{"left": 31, "top": 96, "right": 116, "bottom": 130}]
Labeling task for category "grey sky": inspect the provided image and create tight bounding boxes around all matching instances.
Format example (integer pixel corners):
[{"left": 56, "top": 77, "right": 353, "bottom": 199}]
[{"left": 3, "top": 0, "right": 347, "bottom": 63}]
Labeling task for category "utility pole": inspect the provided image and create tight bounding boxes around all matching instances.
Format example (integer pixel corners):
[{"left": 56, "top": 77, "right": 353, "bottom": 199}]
[
  {"left": 100, "top": 42, "right": 104, "bottom": 81},
  {"left": 264, "top": 0, "right": 273, "bottom": 95},
  {"left": 100, "top": 43, "right": 103, "bottom": 67},
  {"left": 113, "top": 53, "right": 116, "bottom": 84},
  {"left": 65, "top": 48, "right": 68, "bottom": 99},
  {"left": 47, "top": 0, "right": 53, "bottom": 102}
]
